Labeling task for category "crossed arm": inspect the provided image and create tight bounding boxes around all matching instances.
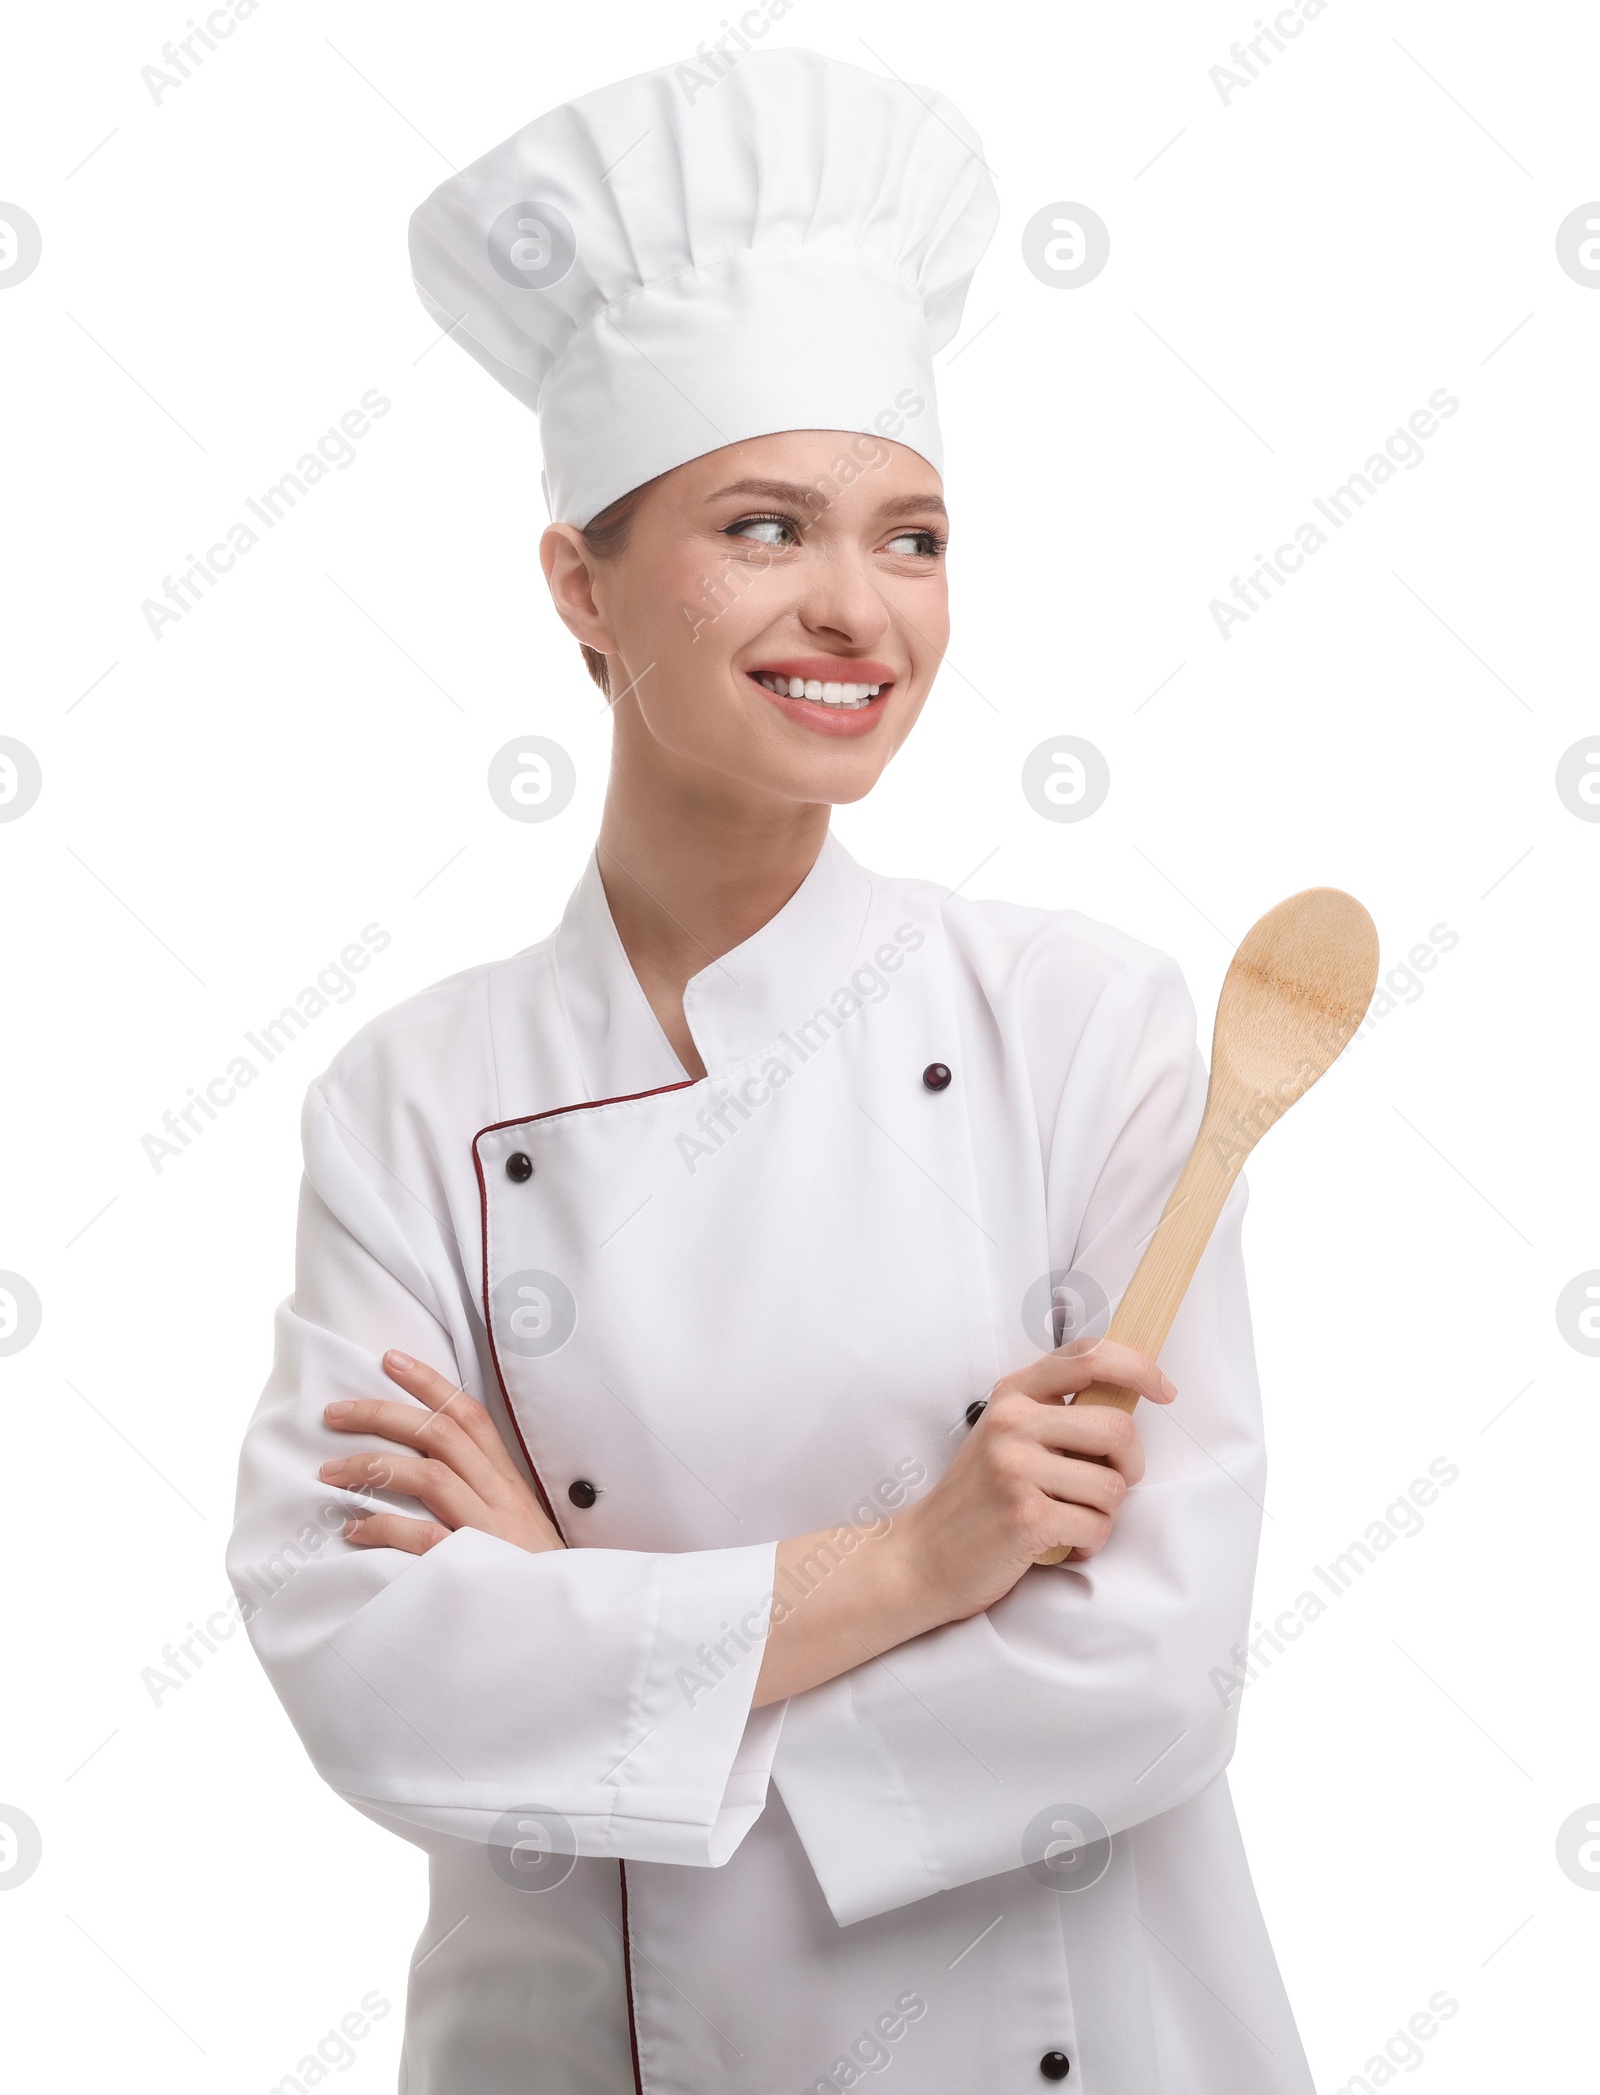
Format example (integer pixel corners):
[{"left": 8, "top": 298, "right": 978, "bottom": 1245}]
[{"left": 319, "top": 1338, "right": 1175, "bottom": 1709}]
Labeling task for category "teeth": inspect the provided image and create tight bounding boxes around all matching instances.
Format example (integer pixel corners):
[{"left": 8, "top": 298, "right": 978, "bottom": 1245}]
[{"left": 753, "top": 672, "right": 885, "bottom": 708}]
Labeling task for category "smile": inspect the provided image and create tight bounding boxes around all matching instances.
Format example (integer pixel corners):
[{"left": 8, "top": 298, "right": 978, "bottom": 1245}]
[
  {"left": 750, "top": 672, "right": 883, "bottom": 708},
  {"left": 745, "top": 674, "right": 875, "bottom": 708}
]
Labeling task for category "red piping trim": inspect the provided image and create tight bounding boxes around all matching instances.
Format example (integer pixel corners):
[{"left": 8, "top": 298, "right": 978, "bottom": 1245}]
[
  {"left": 476, "top": 1085, "right": 690, "bottom": 2094},
  {"left": 619, "top": 1859, "right": 645, "bottom": 2095},
  {"left": 471, "top": 1078, "right": 696, "bottom": 1543}
]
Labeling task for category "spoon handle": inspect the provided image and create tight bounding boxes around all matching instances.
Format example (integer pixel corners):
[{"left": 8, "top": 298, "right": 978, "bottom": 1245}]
[{"left": 1031, "top": 1080, "right": 1251, "bottom": 1565}]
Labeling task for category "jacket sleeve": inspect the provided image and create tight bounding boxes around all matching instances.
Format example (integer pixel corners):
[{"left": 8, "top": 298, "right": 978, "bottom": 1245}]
[
  {"left": 228, "top": 1078, "right": 783, "bottom": 1868},
  {"left": 772, "top": 951, "right": 1266, "bottom": 1925}
]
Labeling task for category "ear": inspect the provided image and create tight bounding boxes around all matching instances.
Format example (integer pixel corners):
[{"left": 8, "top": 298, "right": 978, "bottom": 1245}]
[{"left": 540, "top": 524, "right": 615, "bottom": 652}]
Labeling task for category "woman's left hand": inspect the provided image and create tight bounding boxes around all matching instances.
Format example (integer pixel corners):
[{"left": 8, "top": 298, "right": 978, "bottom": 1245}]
[{"left": 320, "top": 1349, "right": 565, "bottom": 1557}]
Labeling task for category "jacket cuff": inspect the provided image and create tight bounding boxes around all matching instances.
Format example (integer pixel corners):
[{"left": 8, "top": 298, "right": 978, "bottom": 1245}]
[
  {"left": 772, "top": 1667, "right": 942, "bottom": 1924},
  {"left": 293, "top": 1526, "right": 785, "bottom": 1867}
]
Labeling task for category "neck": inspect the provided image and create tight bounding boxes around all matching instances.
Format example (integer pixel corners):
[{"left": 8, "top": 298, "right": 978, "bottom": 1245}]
[{"left": 595, "top": 738, "right": 830, "bottom": 1076}]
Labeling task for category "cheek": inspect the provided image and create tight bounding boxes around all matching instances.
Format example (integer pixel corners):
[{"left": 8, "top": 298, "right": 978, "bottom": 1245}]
[
  {"left": 622, "top": 543, "right": 791, "bottom": 669},
  {"left": 882, "top": 567, "right": 949, "bottom": 698},
  {"left": 919, "top": 573, "right": 951, "bottom": 659},
  {"left": 613, "top": 547, "right": 787, "bottom": 747},
  {"left": 882, "top": 564, "right": 949, "bottom": 667},
  {"left": 609, "top": 544, "right": 702, "bottom": 653}
]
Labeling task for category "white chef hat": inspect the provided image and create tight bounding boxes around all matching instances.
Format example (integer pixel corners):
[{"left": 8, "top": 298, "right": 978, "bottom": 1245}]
[{"left": 408, "top": 47, "right": 998, "bottom": 527}]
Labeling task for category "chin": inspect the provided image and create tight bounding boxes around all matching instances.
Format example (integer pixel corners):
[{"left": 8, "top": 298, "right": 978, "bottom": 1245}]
[{"left": 771, "top": 748, "right": 894, "bottom": 807}]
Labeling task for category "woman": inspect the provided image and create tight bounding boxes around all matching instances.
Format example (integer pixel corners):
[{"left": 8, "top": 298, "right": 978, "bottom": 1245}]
[{"left": 230, "top": 46, "right": 1314, "bottom": 2095}]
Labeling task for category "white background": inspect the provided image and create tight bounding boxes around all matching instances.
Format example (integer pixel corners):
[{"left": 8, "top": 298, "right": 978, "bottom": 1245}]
[{"left": 2, "top": 1, "right": 1596, "bottom": 2088}]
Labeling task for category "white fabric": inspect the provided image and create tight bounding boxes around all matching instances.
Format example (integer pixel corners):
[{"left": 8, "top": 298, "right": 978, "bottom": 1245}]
[
  {"left": 407, "top": 48, "right": 998, "bottom": 524},
  {"left": 229, "top": 834, "right": 1315, "bottom": 2093}
]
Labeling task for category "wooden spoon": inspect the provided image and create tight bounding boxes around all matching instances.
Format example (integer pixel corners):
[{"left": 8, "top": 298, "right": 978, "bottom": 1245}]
[{"left": 1034, "top": 886, "right": 1379, "bottom": 1565}]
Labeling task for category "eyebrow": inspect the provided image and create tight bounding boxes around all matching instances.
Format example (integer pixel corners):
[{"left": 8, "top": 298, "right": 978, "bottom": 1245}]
[{"left": 706, "top": 476, "right": 948, "bottom": 521}]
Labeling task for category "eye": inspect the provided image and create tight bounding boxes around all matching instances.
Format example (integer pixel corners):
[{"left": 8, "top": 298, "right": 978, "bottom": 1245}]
[
  {"left": 724, "top": 512, "right": 801, "bottom": 548},
  {"left": 883, "top": 528, "right": 946, "bottom": 558}
]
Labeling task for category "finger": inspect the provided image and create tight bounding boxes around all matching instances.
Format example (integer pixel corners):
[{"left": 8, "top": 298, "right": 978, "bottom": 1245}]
[
  {"left": 324, "top": 1395, "right": 506, "bottom": 1501},
  {"left": 1034, "top": 1497, "right": 1116, "bottom": 1562},
  {"left": 381, "top": 1352, "right": 522, "bottom": 1476},
  {"left": 1004, "top": 1339, "right": 1175, "bottom": 1408},
  {"left": 381, "top": 1350, "right": 494, "bottom": 1436},
  {"left": 980, "top": 1387, "right": 1146, "bottom": 1482},
  {"left": 1027, "top": 1446, "right": 1130, "bottom": 1516},
  {"left": 320, "top": 1450, "right": 484, "bottom": 1530},
  {"left": 1028, "top": 1403, "right": 1146, "bottom": 1484},
  {"left": 344, "top": 1511, "right": 450, "bottom": 1555}
]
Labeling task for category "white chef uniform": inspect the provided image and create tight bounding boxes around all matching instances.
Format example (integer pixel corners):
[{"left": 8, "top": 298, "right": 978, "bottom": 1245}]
[
  {"left": 229, "top": 837, "right": 1313, "bottom": 2094},
  {"left": 230, "top": 43, "right": 1314, "bottom": 2095}
]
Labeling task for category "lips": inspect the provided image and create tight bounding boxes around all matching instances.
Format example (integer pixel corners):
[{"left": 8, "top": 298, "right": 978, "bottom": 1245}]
[{"left": 743, "top": 656, "right": 897, "bottom": 714}]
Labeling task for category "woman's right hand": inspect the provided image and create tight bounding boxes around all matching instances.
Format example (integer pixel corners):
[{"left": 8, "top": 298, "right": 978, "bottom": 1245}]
[{"left": 894, "top": 1340, "right": 1175, "bottom": 1622}]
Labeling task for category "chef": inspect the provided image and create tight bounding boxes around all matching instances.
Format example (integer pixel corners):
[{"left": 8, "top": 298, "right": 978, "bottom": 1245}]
[{"left": 229, "top": 45, "right": 1315, "bottom": 2095}]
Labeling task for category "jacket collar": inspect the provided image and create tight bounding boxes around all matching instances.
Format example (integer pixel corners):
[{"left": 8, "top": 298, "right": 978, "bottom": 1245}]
[{"left": 554, "top": 830, "right": 874, "bottom": 1096}]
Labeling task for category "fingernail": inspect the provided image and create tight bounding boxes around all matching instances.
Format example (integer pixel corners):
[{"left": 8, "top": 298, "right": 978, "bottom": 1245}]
[
  {"left": 385, "top": 1350, "right": 415, "bottom": 1371},
  {"left": 343, "top": 1518, "right": 365, "bottom": 1539},
  {"left": 326, "top": 1401, "right": 354, "bottom": 1420},
  {"left": 1160, "top": 1375, "right": 1177, "bottom": 1399}
]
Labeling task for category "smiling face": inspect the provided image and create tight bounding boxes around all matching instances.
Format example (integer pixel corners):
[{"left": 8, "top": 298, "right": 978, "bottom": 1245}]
[{"left": 540, "top": 429, "right": 950, "bottom": 813}]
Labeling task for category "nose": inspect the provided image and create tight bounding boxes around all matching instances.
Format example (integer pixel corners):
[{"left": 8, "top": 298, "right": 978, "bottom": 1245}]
[{"left": 793, "top": 540, "right": 892, "bottom": 654}]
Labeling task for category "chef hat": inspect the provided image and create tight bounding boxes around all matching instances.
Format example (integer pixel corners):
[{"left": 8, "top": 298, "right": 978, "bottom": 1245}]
[{"left": 408, "top": 47, "right": 998, "bottom": 527}]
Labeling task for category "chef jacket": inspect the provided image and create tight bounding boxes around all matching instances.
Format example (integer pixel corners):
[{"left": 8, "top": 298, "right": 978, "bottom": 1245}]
[{"left": 228, "top": 832, "right": 1315, "bottom": 2094}]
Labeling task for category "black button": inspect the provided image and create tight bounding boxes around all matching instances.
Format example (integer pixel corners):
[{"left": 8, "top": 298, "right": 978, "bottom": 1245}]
[
  {"left": 568, "top": 1479, "right": 597, "bottom": 1509},
  {"left": 922, "top": 1062, "right": 952, "bottom": 1091},
  {"left": 1040, "top": 2055, "right": 1071, "bottom": 2082},
  {"left": 506, "top": 1152, "right": 533, "bottom": 1182},
  {"left": 965, "top": 1398, "right": 987, "bottom": 1428}
]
